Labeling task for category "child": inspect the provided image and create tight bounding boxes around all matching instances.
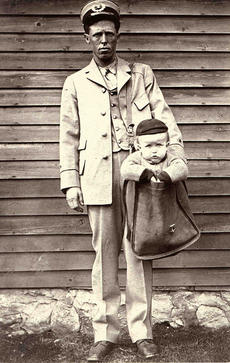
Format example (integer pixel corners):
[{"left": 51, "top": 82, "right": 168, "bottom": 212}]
[
  {"left": 121, "top": 118, "right": 199, "bottom": 260},
  {"left": 121, "top": 118, "right": 188, "bottom": 185}
]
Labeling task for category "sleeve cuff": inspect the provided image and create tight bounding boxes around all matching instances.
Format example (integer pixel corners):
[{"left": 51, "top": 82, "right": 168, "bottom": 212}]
[
  {"left": 60, "top": 169, "right": 80, "bottom": 192},
  {"left": 140, "top": 169, "right": 155, "bottom": 182},
  {"left": 158, "top": 171, "right": 172, "bottom": 183}
]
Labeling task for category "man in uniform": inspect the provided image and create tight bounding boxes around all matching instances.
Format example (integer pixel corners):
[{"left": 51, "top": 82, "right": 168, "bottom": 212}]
[{"left": 59, "top": 1, "right": 186, "bottom": 360}]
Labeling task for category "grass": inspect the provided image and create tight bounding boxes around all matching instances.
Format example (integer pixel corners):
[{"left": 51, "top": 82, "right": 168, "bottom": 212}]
[{"left": 0, "top": 313, "right": 230, "bottom": 362}]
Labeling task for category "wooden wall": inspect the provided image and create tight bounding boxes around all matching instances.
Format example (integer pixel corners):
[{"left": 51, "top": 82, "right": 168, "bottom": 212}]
[{"left": 0, "top": 0, "right": 230, "bottom": 289}]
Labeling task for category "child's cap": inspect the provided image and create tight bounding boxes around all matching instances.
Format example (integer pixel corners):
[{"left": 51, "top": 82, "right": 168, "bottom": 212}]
[{"left": 136, "top": 118, "right": 168, "bottom": 136}]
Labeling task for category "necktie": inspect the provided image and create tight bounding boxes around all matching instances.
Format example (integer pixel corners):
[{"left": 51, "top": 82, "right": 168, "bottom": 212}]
[{"left": 104, "top": 68, "right": 116, "bottom": 90}]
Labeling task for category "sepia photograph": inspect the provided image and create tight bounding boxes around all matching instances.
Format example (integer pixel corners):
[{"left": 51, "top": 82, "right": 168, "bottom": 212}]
[{"left": 0, "top": 0, "right": 229, "bottom": 361}]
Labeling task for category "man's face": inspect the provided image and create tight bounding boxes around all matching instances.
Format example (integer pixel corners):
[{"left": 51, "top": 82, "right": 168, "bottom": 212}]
[
  {"left": 137, "top": 132, "right": 168, "bottom": 164},
  {"left": 84, "top": 20, "right": 119, "bottom": 66}
]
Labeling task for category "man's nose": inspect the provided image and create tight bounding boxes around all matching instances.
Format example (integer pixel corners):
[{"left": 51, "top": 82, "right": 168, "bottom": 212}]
[{"left": 101, "top": 33, "right": 107, "bottom": 44}]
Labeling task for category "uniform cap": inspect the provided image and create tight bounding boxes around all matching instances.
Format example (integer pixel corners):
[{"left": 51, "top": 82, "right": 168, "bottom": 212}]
[
  {"left": 136, "top": 119, "right": 168, "bottom": 136},
  {"left": 80, "top": 1, "right": 120, "bottom": 32}
]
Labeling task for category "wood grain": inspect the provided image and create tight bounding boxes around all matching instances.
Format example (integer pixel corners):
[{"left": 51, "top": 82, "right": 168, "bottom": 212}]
[
  {"left": 2, "top": 34, "right": 230, "bottom": 52},
  {"left": 0, "top": 160, "right": 229, "bottom": 179},
  {"left": 1, "top": 52, "right": 230, "bottom": 70},
  {"left": 1, "top": 125, "right": 230, "bottom": 142},
  {"left": 1, "top": 89, "right": 230, "bottom": 106},
  {"left": 0, "top": 250, "right": 230, "bottom": 272},
  {"left": 1, "top": 106, "right": 230, "bottom": 125},
  {"left": 0, "top": 268, "right": 229, "bottom": 288},
  {"left": 1, "top": 142, "right": 229, "bottom": 161},
  {"left": 0, "top": 215, "right": 92, "bottom": 235},
  {"left": 1, "top": 71, "right": 229, "bottom": 88},
  {"left": 1, "top": 0, "right": 230, "bottom": 15},
  {"left": 0, "top": 107, "right": 59, "bottom": 125},
  {"left": 0, "top": 233, "right": 229, "bottom": 253},
  {"left": 1, "top": 15, "right": 230, "bottom": 33},
  {"left": 1, "top": 178, "right": 229, "bottom": 198},
  {"left": 0, "top": 214, "right": 228, "bottom": 235},
  {"left": 1, "top": 195, "right": 229, "bottom": 215},
  {"left": 0, "top": 0, "right": 229, "bottom": 290},
  {"left": 187, "top": 178, "right": 230, "bottom": 196}
]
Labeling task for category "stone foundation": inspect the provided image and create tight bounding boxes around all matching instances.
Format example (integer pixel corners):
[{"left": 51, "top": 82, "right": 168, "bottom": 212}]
[{"left": 1, "top": 289, "right": 230, "bottom": 336}]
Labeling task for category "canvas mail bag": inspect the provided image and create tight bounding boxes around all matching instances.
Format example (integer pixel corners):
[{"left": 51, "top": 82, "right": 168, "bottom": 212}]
[{"left": 123, "top": 180, "right": 200, "bottom": 260}]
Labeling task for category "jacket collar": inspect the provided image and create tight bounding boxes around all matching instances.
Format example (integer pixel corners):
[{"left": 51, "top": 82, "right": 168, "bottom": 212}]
[{"left": 84, "top": 56, "right": 131, "bottom": 93}]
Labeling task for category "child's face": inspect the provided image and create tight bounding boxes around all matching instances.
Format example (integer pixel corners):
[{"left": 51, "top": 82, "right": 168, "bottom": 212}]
[{"left": 137, "top": 132, "right": 168, "bottom": 164}]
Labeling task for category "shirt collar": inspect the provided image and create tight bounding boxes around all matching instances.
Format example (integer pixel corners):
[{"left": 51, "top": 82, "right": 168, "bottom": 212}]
[{"left": 98, "top": 58, "right": 117, "bottom": 75}]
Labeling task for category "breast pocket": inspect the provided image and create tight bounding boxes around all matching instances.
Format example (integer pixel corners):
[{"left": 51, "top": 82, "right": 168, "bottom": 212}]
[{"left": 78, "top": 139, "right": 87, "bottom": 176}]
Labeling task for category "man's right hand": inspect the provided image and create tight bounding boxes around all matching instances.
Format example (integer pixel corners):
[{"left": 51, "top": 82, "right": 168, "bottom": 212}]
[{"left": 66, "top": 187, "right": 84, "bottom": 212}]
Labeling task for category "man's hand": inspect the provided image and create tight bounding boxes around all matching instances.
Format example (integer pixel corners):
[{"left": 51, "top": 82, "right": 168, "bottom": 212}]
[{"left": 66, "top": 187, "right": 84, "bottom": 212}]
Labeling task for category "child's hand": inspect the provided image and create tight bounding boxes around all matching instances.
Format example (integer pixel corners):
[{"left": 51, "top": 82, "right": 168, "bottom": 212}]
[{"left": 150, "top": 175, "right": 158, "bottom": 183}]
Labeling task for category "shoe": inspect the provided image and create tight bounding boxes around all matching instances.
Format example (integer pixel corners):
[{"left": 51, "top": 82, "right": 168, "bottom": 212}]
[
  {"left": 87, "top": 340, "right": 115, "bottom": 361},
  {"left": 136, "top": 339, "right": 158, "bottom": 358}
]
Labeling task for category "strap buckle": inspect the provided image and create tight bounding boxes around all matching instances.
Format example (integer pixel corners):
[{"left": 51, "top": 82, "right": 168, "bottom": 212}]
[{"left": 127, "top": 123, "right": 135, "bottom": 152}]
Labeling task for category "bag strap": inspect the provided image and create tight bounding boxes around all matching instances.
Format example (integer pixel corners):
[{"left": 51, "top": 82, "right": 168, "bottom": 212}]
[
  {"left": 126, "top": 63, "right": 135, "bottom": 153},
  {"left": 176, "top": 181, "right": 200, "bottom": 237},
  {"left": 122, "top": 179, "right": 136, "bottom": 242},
  {"left": 126, "top": 63, "right": 133, "bottom": 127},
  {"left": 122, "top": 63, "right": 136, "bottom": 238}
]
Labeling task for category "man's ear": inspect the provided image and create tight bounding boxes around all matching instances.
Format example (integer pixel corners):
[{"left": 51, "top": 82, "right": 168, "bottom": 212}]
[{"left": 84, "top": 33, "right": 90, "bottom": 44}]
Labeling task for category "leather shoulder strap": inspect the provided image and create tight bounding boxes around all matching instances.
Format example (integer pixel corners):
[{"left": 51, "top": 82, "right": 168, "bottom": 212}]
[{"left": 126, "top": 63, "right": 133, "bottom": 127}]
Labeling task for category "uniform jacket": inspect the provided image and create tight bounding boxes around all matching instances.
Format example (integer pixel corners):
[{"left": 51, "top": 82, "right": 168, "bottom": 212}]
[
  {"left": 60, "top": 56, "right": 185, "bottom": 205},
  {"left": 120, "top": 150, "right": 188, "bottom": 184}
]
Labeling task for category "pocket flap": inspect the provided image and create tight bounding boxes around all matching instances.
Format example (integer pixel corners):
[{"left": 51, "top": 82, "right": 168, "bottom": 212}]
[
  {"left": 134, "top": 94, "right": 149, "bottom": 110},
  {"left": 78, "top": 138, "right": 87, "bottom": 150}
]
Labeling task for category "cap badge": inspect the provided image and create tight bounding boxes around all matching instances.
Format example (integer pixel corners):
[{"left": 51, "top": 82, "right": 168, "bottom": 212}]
[{"left": 92, "top": 3, "right": 106, "bottom": 12}]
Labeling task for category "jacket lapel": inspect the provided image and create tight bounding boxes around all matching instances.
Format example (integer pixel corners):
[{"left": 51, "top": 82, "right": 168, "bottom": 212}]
[
  {"left": 84, "top": 57, "right": 132, "bottom": 93},
  {"left": 84, "top": 58, "right": 107, "bottom": 88},
  {"left": 117, "top": 57, "right": 132, "bottom": 94}
]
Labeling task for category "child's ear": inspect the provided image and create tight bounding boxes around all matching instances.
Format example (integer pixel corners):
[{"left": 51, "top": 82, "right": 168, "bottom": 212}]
[{"left": 134, "top": 139, "right": 140, "bottom": 150}]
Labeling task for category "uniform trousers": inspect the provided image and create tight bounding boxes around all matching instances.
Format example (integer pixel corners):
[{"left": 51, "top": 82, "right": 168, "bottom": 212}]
[{"left": 87, "top": 150, "right": 153, "bottom": 344}]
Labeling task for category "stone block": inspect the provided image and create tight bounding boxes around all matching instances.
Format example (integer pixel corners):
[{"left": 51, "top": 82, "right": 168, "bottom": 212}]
[
  {"left": 0, "top": 289, "right": 230, "bottom": 335},
  {"left": 22, "top": 302, "right": 55, "bottom": 334},
  {"left": 152, "top": 293, "right": 173, "bottom": 324},
  {"left": 51, "top": 302, "right": 80, "bottom": 334},
  {"left": 196, "top": 305, "right": 229, "bottom": 329},
  {"left": 74, "top": 290, "right": 96, "bottom": 318},
  {"left": 197, "top": 292, "right": 227, "bottom": 308}
]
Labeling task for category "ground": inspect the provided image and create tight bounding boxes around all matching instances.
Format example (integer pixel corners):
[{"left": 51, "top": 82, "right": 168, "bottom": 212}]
[{"left": 1, "top": 313, "right": 230, "bottom": 363}]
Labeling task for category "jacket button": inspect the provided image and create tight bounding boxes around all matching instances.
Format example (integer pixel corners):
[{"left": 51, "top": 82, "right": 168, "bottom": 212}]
[
  {"left": 101, "top": 111, "right": 106, "bottom": 116},
  {"left": 113, "top": 115, "right": 118, "bottom": 119},
  {"left": 111, "top": 103, "right": 116, "bottom": 107},
  {"left": 103, "top": 155, "right": 108, "bottom": 160},
  {"left": 102, "top": 132, "right": 107, "bottom": 137},
  {"left": 115, "top": 126, "right": 120, "bottom": 131}
]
